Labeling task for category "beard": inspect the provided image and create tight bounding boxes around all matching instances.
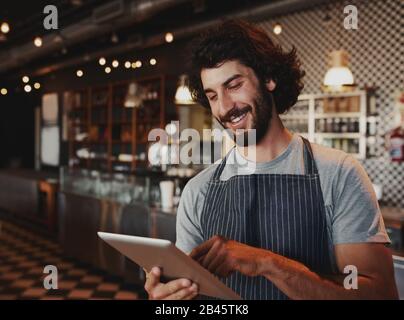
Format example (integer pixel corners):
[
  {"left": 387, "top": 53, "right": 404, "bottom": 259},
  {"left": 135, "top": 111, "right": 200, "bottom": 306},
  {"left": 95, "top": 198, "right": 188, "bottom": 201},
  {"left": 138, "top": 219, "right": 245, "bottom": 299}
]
[{"left": 217, "top": 84, "right": 274, "bottom": 147}]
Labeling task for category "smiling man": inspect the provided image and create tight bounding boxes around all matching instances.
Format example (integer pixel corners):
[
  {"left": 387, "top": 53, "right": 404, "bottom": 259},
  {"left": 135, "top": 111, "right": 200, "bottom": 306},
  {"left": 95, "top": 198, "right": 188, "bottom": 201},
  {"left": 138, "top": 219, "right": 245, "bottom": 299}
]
[{"left": 144, "top": 20, "right": 398, "bottom": 300}]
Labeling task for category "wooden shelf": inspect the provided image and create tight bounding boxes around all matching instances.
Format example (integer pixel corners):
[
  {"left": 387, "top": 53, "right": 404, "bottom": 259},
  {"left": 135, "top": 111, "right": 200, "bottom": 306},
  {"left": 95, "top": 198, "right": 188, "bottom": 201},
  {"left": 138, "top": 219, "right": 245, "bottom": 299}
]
[
  {"left": 314, "top": 133, "right": 362, "bottom": 139},
  {"left": 67, "top": 76, "right": 166, "bottom": 172},
  {"left": 314, "top": 112, "right": 361, "bottom": 119}
]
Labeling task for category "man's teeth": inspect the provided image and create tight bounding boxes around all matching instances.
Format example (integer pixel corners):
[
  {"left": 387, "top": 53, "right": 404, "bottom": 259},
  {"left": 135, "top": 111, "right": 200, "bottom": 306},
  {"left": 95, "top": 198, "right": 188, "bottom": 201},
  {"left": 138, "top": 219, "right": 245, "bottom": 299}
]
[{"left": 230, "top": 112, "right": 247, "bottom": 124}]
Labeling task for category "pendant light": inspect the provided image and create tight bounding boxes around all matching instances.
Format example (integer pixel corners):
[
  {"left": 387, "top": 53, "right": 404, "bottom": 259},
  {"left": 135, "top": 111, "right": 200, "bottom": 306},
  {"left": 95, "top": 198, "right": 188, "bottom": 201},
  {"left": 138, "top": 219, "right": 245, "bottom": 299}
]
[
  {"left": 323, "top": 50, "right": 355, "bottom": 90},
  {"left": 175, "top": 74, "right": 194, "bottom": 105}
]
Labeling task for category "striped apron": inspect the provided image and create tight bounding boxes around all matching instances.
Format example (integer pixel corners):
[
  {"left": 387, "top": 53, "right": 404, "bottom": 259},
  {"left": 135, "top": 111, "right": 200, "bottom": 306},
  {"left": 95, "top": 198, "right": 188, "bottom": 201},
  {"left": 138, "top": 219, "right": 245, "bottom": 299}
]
[{"left": 200, "top": 137, "right": 333, "bottom": 300}]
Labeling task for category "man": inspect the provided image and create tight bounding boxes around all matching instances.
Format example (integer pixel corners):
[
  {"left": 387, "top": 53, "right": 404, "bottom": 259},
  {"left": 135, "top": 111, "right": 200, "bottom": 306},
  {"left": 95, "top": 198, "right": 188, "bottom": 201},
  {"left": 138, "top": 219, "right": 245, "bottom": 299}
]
[{"left": 144, "top": 20, "right": 398, "bottom": 300}]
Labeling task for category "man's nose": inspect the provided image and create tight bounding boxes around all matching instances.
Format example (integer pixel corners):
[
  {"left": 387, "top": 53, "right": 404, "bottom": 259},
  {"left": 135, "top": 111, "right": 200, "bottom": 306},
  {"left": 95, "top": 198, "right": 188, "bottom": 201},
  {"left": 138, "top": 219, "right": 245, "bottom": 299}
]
[{"left": 217, "top": 91, "right": 234, "bottom": 118}]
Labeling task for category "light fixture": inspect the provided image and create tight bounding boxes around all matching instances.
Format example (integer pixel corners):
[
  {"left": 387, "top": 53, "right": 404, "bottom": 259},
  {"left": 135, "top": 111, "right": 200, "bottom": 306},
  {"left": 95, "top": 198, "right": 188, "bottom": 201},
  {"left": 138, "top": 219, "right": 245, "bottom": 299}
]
[
  {"left": 22, "top": 76, "right": 29, "bottom": 83},
  {"left": 165, "top": 32, "right": 174, "bottom": 43},
  {"left": 273, "top": 23, "right": 282, "bottom": 35},
  {"left": 131, "top": 62, "right": 137, "bottom": 69},
  {"left": 112, "top": 60, "right": 119, "bottom": 68},
  {"left": 135, "top": 60, "right": 142, "bottom": 68},
  {"left": 165, "top": 123, "right": 177, "bottom": 136},
  {"left": 34, "top": 82, "right": 41, "bottom": 89},
  {"left": 1, "top": 88, "right": 7, "bottom": 95},
  {"left": 111, "top": 33, "right": 119, "bottom": 44},
  {"left": 34, "top": 36, "right": 43, "bottom": 47},
  {"left": 24, "top": 85, "right": 32, "bottom": 93},
  {"left": 175, "top": 74, "right": 194, "bottom": 105},
  {"left": 150, "top": 58, "right": 157, "bottom": 66},
  {"left": 323, "top": 50, "right": 355, "bottom": 91},
  {"left": 1, "top": 22, "right": 10, "bottom": 34},
  {"left": 76, "top": 70, "right": 84, "bottom": 77},
  {"left": 124, "top": 61, "right": 131, "bottom": 69},
  {"left": 99, "top": 57, "right": 106, "bottom": 65},
  {"left": 124, "top": 82, "right": 143, "bottom": 108},
  {"left": 105, "top": 66, "right": 111, "bottom": 74}
]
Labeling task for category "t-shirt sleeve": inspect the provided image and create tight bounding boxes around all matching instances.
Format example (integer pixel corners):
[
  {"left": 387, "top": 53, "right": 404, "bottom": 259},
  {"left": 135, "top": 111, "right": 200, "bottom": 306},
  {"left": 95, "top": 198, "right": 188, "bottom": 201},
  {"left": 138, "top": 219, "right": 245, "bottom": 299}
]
[
  {"left": 331, "top": 155, "right": 390, "bottom": 245},
  {"left": 175, "top": 181, "right": 205, "bottom": 254}
]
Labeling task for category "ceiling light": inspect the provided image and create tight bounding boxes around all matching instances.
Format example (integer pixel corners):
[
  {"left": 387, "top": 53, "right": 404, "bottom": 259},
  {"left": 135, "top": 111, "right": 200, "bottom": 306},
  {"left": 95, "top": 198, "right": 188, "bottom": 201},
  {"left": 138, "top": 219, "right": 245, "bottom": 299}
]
[
  {"left": 24, "top": 85, "right": 32, "bottom": 93},
  {"left": 273, "top": 23, "right": 282, "bottom": 35},
  {"left": 124, "top": 61, "right": 131, "bottom": 69},
  {"left": 22, "top": 76, "right": 29, "bottom": 83},
  {"left": 124, "top": 82, "right": 143, "bottom": 108},
  {"left": 165, "top": 32, "right": 174, "bottom": 43},
  {"left": 1, "top": 88, "right": 7, "bottom": 95},
  {"left": 175, "top": 74, "right": 194, "bottom": 105},
  {"left": 34, "top": 82, "right": 41, "bottom": 89},
  {"left": 99, "top": 57, "right": 106, "bottom": 66},
  {"left": 105, "top": 67, "right": 111, "bottom": 74},
  {"left": 76, "top": 70, "right": 84, "bottom": 77},
  {"left": 131, "top": 62, "right": 137, "bottom": 69},
  {"left": 34, "top": 36, "right": 43, "bottom": 47},
  {"left": 323, "top": 50, "right": 355, "bottom": 91},
  {"left": 112, "top": 60, "right": 119, "bottom": 68},
  {"left": 149, "top": 58, "right": 157, "bottom": 66},
  {"left": 135, "top": 60, "right": 142, "bottom": 68},
  {"left": 111, "top": 33, "right": 119, "bottom": 44},
  {"left": 1, "top": 22, "right": 10, "bottom": 34}
]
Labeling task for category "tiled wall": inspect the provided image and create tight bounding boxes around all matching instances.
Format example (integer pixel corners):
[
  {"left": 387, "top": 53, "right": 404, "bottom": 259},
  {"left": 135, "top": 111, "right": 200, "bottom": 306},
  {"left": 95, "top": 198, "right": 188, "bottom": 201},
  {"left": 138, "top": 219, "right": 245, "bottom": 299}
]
[{"left": 257, "top": 0, "right": 403, "bottom": 207}]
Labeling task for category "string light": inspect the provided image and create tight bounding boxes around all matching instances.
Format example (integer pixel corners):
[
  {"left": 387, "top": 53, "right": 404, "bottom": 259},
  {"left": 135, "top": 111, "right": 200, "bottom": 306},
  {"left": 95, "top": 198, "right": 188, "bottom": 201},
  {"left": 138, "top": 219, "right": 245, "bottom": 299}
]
[
  {"left": 1, "top": 22, "right": 10, "bottom": 34},
  {"left": 149, "top": 58, "right": 157, "bottom": 66},
  {"left": 105, "top": 67, "right": 111, "bottom": 74},
  {"left": 99, "top": 57, "right": 106, "bottom": 65},
  {"left": 76, "top": 70, "right": 84, "bottom": 77},
  {"left": 34, "top": 36, "right": 43, "bottom": 47},
  {"left": 165, "top": 32, "right": 174, "bottom": 43},
  {"left": 22, "top": 76, "right": 29, "bottom": 83}
]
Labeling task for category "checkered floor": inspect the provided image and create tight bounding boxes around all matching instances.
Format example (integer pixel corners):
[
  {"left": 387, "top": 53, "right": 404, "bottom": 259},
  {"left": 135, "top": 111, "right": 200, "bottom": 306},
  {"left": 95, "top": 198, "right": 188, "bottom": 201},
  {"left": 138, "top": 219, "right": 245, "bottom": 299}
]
[{"left": 0, "top": 219, "right": 147, "bottom": 300}]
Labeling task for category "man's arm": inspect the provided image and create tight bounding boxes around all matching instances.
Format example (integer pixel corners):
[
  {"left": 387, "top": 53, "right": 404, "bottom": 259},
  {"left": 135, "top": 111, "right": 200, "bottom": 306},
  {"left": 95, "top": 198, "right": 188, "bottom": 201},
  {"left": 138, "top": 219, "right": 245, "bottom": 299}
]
[
  {"left": 259, "top": 242, "right": 398, "bottom": 299},
  {"left": 190, "top": 236, "right": 398, "bottom": 299}
]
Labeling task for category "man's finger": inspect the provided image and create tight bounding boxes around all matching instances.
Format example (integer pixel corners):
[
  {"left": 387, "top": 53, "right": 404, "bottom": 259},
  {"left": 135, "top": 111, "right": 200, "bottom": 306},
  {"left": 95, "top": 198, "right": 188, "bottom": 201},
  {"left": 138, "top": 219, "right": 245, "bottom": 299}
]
[
  {"left": 144, "top": 266, "right": 161, "bottom": 293},
  {"left": 190, "top": 236, "right": 222, "bottom": 259},
  {"left": 152, "top": 278, "right": 192, "bottom": 300},
  {"left": 163, "top": 283, "right": 198, "bottom": 300}
]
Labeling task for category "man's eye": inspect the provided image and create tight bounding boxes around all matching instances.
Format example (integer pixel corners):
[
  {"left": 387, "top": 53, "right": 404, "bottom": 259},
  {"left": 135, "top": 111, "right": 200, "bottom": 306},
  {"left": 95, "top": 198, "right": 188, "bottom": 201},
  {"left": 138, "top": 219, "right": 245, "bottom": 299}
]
[
  {"left": 208, "top": 95, "right": 217, "bottom": 101},
  {"left": 228, "top": 82, "right": 242, "bottom": 90}
]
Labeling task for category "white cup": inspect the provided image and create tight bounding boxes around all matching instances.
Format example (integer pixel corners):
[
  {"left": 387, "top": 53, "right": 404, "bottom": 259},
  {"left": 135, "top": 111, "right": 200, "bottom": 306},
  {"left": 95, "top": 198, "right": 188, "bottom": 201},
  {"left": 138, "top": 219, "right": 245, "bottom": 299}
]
[{"left": 160, "top": 180, "right": 174, "bottom": 209}]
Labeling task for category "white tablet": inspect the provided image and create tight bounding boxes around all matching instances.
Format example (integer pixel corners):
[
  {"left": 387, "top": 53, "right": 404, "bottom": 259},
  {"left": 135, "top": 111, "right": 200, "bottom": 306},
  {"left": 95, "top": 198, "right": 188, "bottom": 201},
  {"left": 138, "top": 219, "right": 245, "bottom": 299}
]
[{"left": 97, "top": 232, "right": 241, "bottom": 300}]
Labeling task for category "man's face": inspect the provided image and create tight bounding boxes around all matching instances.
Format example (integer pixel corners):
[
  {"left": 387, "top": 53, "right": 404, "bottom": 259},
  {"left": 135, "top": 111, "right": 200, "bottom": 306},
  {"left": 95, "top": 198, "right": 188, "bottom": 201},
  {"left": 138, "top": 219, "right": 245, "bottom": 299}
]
[{"left": 201, "top": 60, "right": 275, "bottom": 144}]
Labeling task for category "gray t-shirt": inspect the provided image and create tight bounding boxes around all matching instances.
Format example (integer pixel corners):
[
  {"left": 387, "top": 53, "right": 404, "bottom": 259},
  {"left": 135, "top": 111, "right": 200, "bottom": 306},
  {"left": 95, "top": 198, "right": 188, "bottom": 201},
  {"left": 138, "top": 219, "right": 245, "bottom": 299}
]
[{"left": 176, "top": 134, "right": 390, "bottom": 269}]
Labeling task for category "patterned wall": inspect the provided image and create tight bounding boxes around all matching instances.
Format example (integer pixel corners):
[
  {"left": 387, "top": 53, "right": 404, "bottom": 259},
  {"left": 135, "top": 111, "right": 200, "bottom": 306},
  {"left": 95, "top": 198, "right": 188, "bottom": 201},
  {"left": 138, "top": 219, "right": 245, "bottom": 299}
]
[{"left": 256, "top": 0, "right": 403, "bottom": 207}]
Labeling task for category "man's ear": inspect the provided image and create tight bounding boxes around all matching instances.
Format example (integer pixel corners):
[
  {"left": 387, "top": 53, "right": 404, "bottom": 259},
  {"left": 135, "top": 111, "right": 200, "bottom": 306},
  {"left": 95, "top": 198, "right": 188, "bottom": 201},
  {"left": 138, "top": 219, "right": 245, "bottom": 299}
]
[{"left": 265, "top": 79, "right": 276, "bottom": 92}]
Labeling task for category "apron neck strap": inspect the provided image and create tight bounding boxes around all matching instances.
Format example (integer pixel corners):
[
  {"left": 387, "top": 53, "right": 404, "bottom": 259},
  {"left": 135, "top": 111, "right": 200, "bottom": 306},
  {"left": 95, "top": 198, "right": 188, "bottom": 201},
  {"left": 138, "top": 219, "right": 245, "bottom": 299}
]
[
  {"left": 212, "top": 135, "right": 319, "bottom": 180},
  {"left": 301, "top": 136, "right": 318, "bottom": 175}
]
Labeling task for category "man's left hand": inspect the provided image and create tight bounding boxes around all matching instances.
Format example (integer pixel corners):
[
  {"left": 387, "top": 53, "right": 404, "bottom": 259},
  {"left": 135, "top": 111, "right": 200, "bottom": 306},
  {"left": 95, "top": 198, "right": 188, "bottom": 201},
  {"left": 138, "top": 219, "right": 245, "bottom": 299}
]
[{"left": 189, "top": 235, "right": 271, "bottom": 277}]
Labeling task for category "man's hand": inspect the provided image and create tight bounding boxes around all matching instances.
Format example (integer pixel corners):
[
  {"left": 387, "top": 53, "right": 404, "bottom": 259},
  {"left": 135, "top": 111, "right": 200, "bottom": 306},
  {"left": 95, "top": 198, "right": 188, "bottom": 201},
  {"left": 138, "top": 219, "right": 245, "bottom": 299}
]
[
  {"left": 189, "top": 235, "right": 270, "bottom": 277},
  {"left": 144, "top": 267, "right": 199, "bottom": 300}
]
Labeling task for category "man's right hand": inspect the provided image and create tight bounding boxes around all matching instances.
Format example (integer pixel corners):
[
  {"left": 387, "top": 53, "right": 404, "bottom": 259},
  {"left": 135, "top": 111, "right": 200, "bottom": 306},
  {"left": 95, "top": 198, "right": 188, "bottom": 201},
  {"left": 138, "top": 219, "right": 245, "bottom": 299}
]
[{"left": 144, "top": 267, "right": 199, "bottom": 300}]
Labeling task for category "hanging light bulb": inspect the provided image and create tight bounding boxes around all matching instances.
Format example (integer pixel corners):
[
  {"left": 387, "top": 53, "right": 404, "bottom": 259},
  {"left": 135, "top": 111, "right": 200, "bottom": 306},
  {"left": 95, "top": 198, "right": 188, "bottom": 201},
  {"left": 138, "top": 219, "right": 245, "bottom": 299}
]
[
  {"left": 175, "top": 74, "right": 194, "bottom": 105},
  {"left": 22, "top": 76, "right": 29, "bottom": 83},
  {"left": 323, "top": 50, "right": 355, "bottom": 91},
  {"left": 124, "top": 82, "right": 143, "bottom": 108},
  {"left": 1, "top": 22, "right": 10, "bottom": 34},
  {"left": 99, "top": 57, "right": 106, "bottom": 65},
  {"left": 34, "top": 36, "right": 43, "bottom": 47},
  {"left": 1, "top": 88, "right": 7, "bottom": 95},
  {"left": 273, "top": 23, "right": 282, "bottom": 35},
  {"left": 165, "top": 32, "right": 174, "bottom": 43},
  {"left": 112, "top": 60, "right": 119, "bottom": 68}
]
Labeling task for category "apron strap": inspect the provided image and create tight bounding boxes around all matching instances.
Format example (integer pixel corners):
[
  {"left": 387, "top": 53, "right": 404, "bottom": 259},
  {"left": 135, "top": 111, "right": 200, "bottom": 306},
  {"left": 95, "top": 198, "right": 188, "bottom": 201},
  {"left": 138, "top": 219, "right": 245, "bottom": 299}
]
[
  {"left": 212, "top": 135, "right": 319, "bottom": 180},
  {"left": 301, "top": 136, "right": 318, "bottom": 175},
  {"left": 212, "top": 147, "right": 233, "bottom": 181}
]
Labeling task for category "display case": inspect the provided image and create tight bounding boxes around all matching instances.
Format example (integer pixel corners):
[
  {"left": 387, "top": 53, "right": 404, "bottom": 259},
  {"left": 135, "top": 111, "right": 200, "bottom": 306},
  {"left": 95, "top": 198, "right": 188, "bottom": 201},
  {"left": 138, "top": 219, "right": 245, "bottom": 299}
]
[{"left": 281, "top": 90, "right": 377, "bottom": 159}]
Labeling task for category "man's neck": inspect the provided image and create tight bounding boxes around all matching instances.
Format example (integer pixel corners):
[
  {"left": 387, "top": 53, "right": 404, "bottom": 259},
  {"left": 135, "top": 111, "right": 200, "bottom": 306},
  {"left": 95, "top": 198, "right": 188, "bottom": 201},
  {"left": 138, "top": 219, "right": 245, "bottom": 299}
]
[{"left": 237, "top": 114, "right": 293, "bottom": 163}]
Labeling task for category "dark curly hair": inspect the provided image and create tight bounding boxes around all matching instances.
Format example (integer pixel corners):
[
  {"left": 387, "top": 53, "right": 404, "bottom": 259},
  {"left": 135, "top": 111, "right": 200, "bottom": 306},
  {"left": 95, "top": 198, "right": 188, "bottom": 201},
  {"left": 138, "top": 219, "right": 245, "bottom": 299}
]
[{"left": 189, "top": 19, "right": 305, "bottom": 114}]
